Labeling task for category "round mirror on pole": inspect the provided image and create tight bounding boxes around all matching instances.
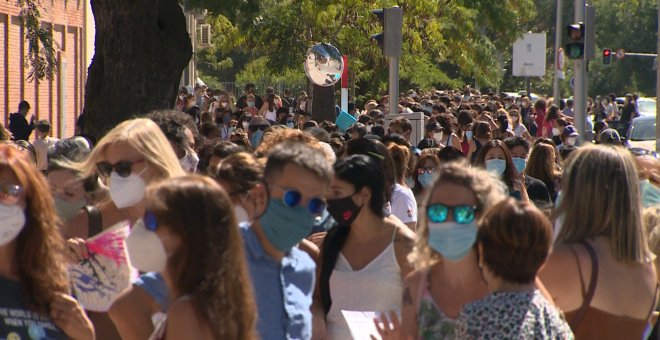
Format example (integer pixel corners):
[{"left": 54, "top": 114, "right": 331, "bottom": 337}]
[{"left": 304, "top": 43, "right": 344, "bottom": 87}]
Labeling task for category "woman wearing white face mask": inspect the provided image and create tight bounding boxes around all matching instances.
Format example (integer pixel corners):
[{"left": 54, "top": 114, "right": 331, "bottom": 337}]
[
  {"left": 66, "top": 119, "right": 185, "bottom": 340},
  {"left": 509, "top": 109, "right": 532, "bottom": 142},
  {"left": 0, "top": 144, "right": 94, "bottom": 340},
  {"left": 212, "top": 152, "right": 264, "bottom": 224},
  {"left": 125, "top": 175, "right": 257, "bottom": 340},
  {"left": 474, "top": 140, "right": 529, "bottom": 202}
]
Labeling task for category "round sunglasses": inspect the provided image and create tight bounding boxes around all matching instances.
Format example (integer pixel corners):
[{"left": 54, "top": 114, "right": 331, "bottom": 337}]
[
  {"left": 96, "top": 159, "right": 145, "bottom": 178},
  {"left": 268, "top": 183, "right": 325, "bottom": 214},
  {"left": 417, "top": 167, "right": 436, "bottom": 175},
  {"left": 427, "top": 203, "right": 478, "bottom": 224}
]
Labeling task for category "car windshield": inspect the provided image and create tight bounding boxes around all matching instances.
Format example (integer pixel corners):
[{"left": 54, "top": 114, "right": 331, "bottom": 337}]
[
  {"left": 638, "top": 100, "right": 656, "bottom": 114},
  {"left": 630, "top": 119, "right": 656, "bottom": 141}
]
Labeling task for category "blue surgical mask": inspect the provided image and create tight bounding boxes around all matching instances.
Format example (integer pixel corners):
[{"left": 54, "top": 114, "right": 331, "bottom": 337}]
[
  {"left": 418, "top": 173, "right": 435, "bottom": 188},
  {"left": 512, "top": 157, "right": 527, "bottom": 174},
  {"left": 641, "top": 180, "right": 660, "bottom": 208},
  {"left": 428, "top": 221, "right": 477, "bottom": 261},
  {"left": 259, "top": 198, "right": 316, "bottom": 252},
  {"left": 287, "top": 121, "right": 295, "bottom": 129},
  {"left": 250, "top": 129, "right": 264, "bottom": 148},
  {"left": 485, "top": 159, "right": 507, "bottom": 177}
]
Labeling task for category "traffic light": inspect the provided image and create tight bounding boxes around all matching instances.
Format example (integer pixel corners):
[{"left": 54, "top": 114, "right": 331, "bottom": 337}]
[
  {"left": 565, "top": 23, "right": 585, "bottom": 59},
  {"left": 602, "top": 49, "right": 612, "bottom": 65},
  {"left": 370, "top": 7, "right": 403, "bottom": 58}
]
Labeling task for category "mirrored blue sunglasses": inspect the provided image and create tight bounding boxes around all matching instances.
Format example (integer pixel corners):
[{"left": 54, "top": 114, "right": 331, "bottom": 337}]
[{"left": 427, "top": 204, "right": 477, "bottom": 224}]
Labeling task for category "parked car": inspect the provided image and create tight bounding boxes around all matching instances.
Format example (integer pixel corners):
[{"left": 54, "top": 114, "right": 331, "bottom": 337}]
[
  {"left": 627, "top": 115, "right": 656, "bottom": 152},
  {"left": 616, "top": 97, "right": 657, "bottom": 116}
]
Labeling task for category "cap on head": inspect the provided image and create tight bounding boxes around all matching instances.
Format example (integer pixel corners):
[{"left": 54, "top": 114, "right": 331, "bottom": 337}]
[
  {"left": 562, "top": 125, "right": 579, "bottom": 137},
  {"left": 599, "top": 128, "right": 621, "bottom": 145}
]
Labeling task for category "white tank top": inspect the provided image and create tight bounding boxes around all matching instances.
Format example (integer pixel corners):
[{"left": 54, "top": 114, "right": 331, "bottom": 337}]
[{"left": 326, "top": 230, "right": 403, "bottom": 340}]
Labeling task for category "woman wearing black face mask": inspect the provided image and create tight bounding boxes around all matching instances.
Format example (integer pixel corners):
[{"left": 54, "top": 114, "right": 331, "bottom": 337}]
[{"left": 312, "top": 154, "right": 415, "bottom": 340}]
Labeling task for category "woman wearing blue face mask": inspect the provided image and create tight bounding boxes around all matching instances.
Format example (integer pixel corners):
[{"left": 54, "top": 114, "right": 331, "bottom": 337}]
[
  {"left": 412, "top": 153, "right": 440, "bottom": 201},
  {"left": 374, "top": 161, "right": 506, "bottom": 339},
  {"left": 475, "top": 140, "right": 529, "bottom": 201}
]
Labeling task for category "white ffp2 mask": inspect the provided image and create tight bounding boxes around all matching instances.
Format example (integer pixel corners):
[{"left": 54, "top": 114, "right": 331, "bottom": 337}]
[
  {"left": 0, "top": 203, "right": 25, "bottom": 246},
  {"left": 125, "top": 218, "right": 167, "bottom": 273},
  {"left": 109, "top": 170, "right": 146, "bottom": 209}
]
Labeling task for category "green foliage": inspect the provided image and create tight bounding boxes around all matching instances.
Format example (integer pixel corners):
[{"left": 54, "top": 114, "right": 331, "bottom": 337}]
[
  {"left": 237, "top": 0, "right": 536, "bottom": 95},
  {"left": 234, "top": 57, "right": 307, "bottom": 91},
  {"left": 17, "top": 0, "right": 58, "bottom": 81}
]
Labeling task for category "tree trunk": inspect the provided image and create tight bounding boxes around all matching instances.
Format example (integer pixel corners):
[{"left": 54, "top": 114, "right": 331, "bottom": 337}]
[
  {"left": 311, "top": 84, "right": 336, "bottom": 123},
  {"left": 83, "top": 0, "right": 192, "bottom": 139}
]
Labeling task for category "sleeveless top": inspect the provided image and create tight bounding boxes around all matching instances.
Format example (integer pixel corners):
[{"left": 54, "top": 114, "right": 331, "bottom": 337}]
[
  {"left": 326, "top": 230, "right": 402, "bottom": 340},
  {"left": 415, "top": 268, "right": 465, "bottom": 340},
  {"left": 564, "top": 241, "right": 658, "bottom": 340},
  {"left": 445, "top": 134, "right": 453, "bottom": 147}
]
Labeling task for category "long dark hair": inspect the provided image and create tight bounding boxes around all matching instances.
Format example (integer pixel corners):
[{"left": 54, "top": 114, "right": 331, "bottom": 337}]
[
  {"left": 146, "top": 175, "right": 256, "bottom": 339},
  {"left": 320, "top": 155, "right": 386, "bottom": 315},
  {"left": 343, "top": 138, "right": 395, "bottom": 202},
  {"left": 474, "top": 139, "right": 518, "bottom": 189}
]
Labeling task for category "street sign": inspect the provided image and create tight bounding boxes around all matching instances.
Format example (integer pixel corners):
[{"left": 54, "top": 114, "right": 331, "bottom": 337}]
[
  {"left": 512, "top": 33, "right": 547, "bottom": 77},
  {"left": 616, "top": 49, "right": 625, "bottom": 60}
]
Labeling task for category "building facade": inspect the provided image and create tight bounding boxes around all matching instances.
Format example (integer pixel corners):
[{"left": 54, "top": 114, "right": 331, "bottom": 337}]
[{"left": 0, "top": 0, "right": 90, "bottom": 139}]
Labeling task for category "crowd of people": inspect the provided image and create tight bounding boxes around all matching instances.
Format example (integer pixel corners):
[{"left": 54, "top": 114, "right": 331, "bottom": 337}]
[{"left": 0, "top": 83, "right": 659, "bottom": 340}]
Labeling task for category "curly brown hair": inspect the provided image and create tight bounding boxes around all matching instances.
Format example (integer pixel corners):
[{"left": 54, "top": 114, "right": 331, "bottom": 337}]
[
  {"left": 255, "top": 128, "right": 332, "bottom": 162},
  {"left": 146, "top": 175, "right": 257, "bottom": 339},
  {"left": 0, "top": 144, "right": 69, "bottom": 313}
]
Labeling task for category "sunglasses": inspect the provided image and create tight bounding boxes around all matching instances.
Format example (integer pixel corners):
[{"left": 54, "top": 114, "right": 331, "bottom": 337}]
[
  {"left": 417, "top": 167, "right": 436, "bottom": 175},
  {"left": 268, "top": 183, "right": 326, "bottom": 214},
  {"left": 143, "top": 211, "right": 158, "bottom": 231},
  {"left": 0, "top": 183, "right": 23, "bottom": 205},
  {"left": 96, "top": 159, "right": 145, "bottom": 178},
  {"left": 427, "top": 203, "right": 478, "bottom": 224}
]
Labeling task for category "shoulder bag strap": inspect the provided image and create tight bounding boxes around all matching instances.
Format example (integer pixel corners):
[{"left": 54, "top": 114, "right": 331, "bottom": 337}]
[
  {"left": 84, "top": 205, "right": 103, "bottom": 238},
  {"left": 570, "top": 241, "right": 599, "bottom": 330}
]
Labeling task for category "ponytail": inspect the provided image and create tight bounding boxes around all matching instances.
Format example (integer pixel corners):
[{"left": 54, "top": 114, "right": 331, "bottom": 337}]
[{"left": 319, "top": 223, "right": 351, "bottom": 315}]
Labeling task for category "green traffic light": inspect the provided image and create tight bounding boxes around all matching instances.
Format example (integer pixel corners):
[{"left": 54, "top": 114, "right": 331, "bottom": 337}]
[{"left": 565, "top": 42, "right": 584, "bottom": 59}]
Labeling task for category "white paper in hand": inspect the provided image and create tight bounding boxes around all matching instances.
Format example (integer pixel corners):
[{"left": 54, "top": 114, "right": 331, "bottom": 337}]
[
  {"left": 69, "top": 220, "right": 137, "bottom": 312},
  {"left": 342, "top": 310, "right": 391, "bottom": 340}
]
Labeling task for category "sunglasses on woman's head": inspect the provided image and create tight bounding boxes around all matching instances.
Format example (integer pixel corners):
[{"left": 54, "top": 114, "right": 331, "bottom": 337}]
[
  {"left": 96, "top": 159, "right": 145, "bottom": 178},
  {"left": 0, "top": 183, "right": 23, "bottom": 206},
  {"left": 268, "top": 183, "right": 326, "bottom": 214},
  {"left": 427, "top": 203, "right": 478, "bottom": 224}
]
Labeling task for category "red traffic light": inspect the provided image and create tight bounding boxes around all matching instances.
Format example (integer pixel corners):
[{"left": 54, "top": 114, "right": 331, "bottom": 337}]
[{"left": 603, "top": 49, "right": 611, "bottom": 56}]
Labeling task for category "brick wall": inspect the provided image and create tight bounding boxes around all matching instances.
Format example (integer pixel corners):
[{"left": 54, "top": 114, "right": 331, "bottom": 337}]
[{"left": 0, "top": 0, "right": 86, "bottom": 140}]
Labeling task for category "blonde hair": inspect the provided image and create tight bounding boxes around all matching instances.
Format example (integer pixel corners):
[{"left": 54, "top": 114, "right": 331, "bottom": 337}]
[
  {"left": 554, "top": 145, "right": 648, "bottom": 262},
  {"left": 81, "top": 118, "right": 186, "bottom": 181},
  {"left": 410, "top": 160, "right": 507, "bottom": 268},
  {"left": 643, "top": 206, "right": 660, "bottom": 256}
]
